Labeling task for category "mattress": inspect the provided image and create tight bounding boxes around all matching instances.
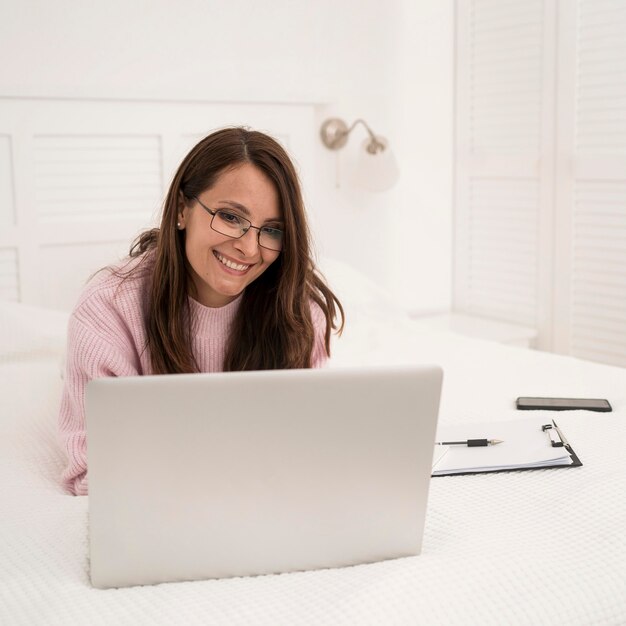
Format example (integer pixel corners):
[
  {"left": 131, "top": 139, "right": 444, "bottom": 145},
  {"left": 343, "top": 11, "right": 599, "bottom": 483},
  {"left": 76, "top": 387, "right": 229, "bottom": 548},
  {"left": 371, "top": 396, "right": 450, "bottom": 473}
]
[{"left": 2, "top": 279, "right": 625, "bottom": 625}]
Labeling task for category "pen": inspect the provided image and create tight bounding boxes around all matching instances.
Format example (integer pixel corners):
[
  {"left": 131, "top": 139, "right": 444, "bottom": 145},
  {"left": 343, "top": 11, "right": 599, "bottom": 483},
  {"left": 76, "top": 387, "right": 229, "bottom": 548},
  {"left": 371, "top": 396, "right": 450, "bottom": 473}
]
[{"left": 436, "top": 439, "right": 504, "bottom": 447}]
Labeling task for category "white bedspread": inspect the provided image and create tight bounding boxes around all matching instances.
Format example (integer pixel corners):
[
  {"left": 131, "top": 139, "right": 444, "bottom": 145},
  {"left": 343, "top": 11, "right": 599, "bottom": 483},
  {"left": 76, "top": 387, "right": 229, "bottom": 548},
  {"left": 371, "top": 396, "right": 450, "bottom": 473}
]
[{"left": 2, "top": 290, "right": 625, "bottom": 625}]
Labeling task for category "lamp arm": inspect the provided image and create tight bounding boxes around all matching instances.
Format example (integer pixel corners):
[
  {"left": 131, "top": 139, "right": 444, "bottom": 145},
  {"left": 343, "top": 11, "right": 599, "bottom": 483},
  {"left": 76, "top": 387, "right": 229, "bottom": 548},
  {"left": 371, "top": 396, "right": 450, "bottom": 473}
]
[
  {"left": 319, "top": 117, "right": 386, "bottom": 153},
  {"left": 345, "top": 118, "right": 375, "bottom": 141},
  {"left": 346, "top": 119, "right": 386, "bottom": 153},
  {"left": 319, "top": 116, "right": 399, "bottom": 190}
]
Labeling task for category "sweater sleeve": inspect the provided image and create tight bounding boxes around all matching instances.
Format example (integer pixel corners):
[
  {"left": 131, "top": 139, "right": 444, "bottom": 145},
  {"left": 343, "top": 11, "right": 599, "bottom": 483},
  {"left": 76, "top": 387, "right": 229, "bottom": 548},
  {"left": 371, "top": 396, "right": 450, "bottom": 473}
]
[{"left": 58, "top": 314, "right": 140, "bottom": 496}]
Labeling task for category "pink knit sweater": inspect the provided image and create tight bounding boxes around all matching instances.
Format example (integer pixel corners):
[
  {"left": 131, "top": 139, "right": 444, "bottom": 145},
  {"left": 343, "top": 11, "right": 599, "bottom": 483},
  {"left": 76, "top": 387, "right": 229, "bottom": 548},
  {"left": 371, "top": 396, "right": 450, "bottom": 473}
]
[{"left": 59, "top": 258, "right": 328, "bottom": 496}]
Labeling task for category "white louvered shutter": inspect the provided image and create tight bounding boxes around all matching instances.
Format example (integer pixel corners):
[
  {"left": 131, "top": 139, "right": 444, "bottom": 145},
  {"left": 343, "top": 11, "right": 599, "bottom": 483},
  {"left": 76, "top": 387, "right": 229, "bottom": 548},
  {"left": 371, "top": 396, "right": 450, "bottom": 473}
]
[
  {"left": 454, "top": 0, "right": 555, "bottom": 345},
  {"left": 554, "top": 0, "right": 626, "bottom": 367},
  {"left": 456, "top": 0, "right": 626, "bottom": 366},
  {"left": 0, "top": 135, "right": 18, "bottom": 301},
  {"left": 34, "top": 135, "right": 162, "bottom": 223}
]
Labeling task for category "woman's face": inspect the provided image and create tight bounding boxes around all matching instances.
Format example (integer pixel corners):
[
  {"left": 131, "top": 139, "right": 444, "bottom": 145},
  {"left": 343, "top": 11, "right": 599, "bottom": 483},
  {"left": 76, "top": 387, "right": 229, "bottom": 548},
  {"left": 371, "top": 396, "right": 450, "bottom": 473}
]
[{"left": 178, "top": 162, "right": 283, "bottom": 308}]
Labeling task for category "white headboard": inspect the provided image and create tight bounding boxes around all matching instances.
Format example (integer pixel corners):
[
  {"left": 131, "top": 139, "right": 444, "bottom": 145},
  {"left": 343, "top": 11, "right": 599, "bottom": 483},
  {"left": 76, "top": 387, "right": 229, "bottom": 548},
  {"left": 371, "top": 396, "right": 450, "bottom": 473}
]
[{"left": 0, "top": 98, "right": 317, "bottom": 311}]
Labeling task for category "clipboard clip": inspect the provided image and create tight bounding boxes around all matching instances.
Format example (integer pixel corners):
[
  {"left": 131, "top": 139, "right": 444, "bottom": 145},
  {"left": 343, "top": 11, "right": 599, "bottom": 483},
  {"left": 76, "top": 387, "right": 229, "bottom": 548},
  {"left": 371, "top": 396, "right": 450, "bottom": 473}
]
[{"left": 542, "top": 423, "right": 564, "bottom": 447}]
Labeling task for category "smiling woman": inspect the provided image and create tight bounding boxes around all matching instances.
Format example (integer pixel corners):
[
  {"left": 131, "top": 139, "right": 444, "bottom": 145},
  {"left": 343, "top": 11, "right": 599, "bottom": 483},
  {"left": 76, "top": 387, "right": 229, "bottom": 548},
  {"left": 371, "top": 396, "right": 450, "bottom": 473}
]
[
  {"left": 58, "top": 127, "right": 344, "bottom": 496},
  {"left": 180, "top": 164, "right": 283, "bottom": 309}
]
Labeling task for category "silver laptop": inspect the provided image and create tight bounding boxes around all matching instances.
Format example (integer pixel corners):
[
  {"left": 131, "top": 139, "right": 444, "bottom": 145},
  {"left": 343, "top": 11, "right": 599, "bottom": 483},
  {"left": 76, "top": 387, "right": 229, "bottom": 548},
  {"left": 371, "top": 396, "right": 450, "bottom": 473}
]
[{"left": 86, "top": 364, "right": 443, "bottom": 588}]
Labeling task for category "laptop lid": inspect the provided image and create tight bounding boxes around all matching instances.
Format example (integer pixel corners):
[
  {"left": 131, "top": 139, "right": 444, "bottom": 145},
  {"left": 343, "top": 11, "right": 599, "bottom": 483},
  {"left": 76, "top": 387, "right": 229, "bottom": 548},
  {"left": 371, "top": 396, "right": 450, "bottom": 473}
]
[{"left": 86, "top": 364, "right": 443, "bottom": 588}]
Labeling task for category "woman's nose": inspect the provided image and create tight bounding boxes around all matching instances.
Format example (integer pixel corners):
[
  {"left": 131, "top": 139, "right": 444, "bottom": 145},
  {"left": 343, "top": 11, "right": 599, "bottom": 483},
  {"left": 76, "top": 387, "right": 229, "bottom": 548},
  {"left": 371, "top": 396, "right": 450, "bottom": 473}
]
[{"left": 234, "top": 227, "right": 260, "bottom": 256}]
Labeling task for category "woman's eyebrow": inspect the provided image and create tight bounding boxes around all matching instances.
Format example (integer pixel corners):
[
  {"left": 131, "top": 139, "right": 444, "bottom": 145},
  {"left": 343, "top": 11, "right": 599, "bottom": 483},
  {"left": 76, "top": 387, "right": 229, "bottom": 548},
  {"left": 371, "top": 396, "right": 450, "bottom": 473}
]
[
  {"left": 219, "top": 200, "right": 251, "bottom": 216},
  {"left": 219, "top": 200, "right": 283, "bottom": 224}
]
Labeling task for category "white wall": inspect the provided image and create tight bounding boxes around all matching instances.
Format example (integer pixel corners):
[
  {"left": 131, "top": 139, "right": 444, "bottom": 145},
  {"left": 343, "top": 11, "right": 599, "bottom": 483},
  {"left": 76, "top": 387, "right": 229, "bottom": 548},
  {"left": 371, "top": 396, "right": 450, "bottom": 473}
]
[{"left": 0, "top": 0, "right": 453, "bottom": 313}]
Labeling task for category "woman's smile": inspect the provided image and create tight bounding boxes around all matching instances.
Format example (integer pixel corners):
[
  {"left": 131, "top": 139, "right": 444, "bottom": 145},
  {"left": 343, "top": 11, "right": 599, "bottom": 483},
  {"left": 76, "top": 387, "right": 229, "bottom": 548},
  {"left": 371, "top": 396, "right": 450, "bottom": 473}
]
[{"left": 213, "top": 250, "right": 253, "bottom": 274}]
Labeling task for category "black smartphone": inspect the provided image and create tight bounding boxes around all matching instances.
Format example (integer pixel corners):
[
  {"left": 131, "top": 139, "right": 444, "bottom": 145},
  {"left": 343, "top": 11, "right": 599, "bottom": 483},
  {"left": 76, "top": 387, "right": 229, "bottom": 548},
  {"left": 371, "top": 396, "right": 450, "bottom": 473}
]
[{"left": 516, "top": 396, "right": 612, "bottom": 412}]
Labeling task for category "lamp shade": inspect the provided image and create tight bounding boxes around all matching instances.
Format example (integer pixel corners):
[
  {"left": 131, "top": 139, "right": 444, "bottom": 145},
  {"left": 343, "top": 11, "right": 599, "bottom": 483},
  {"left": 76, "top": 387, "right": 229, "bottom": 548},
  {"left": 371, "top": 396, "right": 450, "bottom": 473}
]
[{"left": 354, "top": 137, "right": 400, "bottom": 192}]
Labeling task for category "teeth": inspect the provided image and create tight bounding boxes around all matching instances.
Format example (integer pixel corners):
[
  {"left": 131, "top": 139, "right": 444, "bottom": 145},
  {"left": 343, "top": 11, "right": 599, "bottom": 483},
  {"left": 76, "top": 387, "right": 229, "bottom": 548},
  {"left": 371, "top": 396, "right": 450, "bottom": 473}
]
[{"left": 216, "top": 252, "right": 250, "bottom": 271}]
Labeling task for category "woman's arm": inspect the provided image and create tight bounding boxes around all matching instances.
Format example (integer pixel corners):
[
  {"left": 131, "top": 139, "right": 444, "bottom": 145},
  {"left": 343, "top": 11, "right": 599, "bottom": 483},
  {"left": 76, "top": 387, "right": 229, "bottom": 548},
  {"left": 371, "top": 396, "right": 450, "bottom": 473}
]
[{"left": 59, "top": 314, "right": 139, "bottom": 495}]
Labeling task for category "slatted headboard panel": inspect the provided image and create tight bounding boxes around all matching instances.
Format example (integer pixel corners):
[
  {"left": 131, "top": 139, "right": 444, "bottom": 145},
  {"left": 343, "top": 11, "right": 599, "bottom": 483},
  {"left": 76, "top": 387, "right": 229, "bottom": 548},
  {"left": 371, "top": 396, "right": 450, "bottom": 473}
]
[{"left": 0, "top": 98, "right": 317, "bottom": 311}]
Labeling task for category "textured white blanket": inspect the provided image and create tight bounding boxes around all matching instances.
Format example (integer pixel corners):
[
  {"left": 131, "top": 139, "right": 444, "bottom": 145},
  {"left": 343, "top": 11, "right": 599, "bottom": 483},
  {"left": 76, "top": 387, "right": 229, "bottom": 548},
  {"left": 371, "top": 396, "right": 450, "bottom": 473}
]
[{"left": 2, "top": 299, "right": 625, "bottom": 625}]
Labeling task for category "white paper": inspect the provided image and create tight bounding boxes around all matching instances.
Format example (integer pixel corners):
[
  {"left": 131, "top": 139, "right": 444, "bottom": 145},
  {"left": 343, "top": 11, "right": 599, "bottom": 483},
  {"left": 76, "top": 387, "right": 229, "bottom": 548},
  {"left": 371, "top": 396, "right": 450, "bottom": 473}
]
[{"left": 432, "top": 417, "right": 574, "bottom": 475}]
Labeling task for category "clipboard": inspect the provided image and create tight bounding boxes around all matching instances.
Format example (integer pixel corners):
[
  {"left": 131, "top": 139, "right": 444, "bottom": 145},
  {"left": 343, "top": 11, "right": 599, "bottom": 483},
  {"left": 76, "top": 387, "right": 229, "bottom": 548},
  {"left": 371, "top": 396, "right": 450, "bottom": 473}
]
[{"left": 432, "top": 417, "right": 583, "bottom": 477}]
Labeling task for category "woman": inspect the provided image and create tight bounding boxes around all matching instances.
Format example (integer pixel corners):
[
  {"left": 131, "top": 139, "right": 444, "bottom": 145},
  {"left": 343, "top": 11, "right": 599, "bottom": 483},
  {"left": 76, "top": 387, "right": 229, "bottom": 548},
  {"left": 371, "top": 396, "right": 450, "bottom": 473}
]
[{"left": 59, "top": 127, "right": 344, "bottom": 495}]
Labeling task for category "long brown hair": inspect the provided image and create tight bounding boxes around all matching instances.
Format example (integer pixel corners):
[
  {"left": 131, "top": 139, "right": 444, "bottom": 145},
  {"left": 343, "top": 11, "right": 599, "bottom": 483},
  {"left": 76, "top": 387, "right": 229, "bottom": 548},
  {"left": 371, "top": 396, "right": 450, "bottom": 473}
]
[{"left": 129, "top": 127, "right": 344, "bottom": 374}]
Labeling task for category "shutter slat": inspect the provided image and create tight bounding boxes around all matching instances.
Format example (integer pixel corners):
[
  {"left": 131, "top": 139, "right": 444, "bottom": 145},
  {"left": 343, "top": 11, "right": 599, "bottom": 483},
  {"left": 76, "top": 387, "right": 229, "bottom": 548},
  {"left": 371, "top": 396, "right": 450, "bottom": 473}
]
[
  {"left": 34, "top": 135, "right": 163, "bottom": 223},
  {"left": 455, "top": 0, "right": 544, "bottom": 330},
  {"left": 570, "top": 175, "right": 626, "bottom": 365}
]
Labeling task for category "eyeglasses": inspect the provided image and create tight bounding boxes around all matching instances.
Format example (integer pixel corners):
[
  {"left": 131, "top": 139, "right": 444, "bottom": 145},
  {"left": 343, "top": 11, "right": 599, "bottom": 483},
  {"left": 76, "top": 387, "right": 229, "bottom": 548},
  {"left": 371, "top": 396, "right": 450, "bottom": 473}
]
[{"left": 193, "top": 197, "right": 284, "bottom": 252}]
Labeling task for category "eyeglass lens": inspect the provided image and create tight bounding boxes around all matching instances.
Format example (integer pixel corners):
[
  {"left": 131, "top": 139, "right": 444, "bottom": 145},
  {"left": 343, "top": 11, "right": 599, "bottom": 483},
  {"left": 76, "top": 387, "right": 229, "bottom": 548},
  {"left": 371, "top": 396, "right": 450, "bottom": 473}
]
[{"left": 212, "top": 210, "right": 283, "bottom": 251}]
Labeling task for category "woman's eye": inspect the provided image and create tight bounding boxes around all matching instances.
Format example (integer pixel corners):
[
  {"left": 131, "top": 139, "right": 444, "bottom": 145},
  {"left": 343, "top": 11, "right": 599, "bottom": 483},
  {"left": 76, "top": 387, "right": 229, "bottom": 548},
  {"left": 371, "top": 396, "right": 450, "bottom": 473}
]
[
  {"left": 217, "top": 211, "right": 243, "bottom": 226},
  {"left": 262, "top": 227, "right": 283, "bottom": 240}
]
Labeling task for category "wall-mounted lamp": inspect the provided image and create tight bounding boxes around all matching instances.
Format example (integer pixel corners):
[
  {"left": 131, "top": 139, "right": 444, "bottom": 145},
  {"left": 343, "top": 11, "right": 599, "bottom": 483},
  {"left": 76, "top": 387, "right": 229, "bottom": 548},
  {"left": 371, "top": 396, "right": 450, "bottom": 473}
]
[{"left": 320, "top": 117, "right": 399, "bottom": 192}]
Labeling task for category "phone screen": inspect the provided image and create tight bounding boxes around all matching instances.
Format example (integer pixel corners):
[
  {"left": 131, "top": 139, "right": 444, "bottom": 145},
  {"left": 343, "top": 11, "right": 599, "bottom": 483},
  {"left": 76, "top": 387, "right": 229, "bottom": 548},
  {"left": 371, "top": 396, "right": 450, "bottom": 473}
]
[{"left": 516, "top": 397, "right": 612, "bottom": 411}]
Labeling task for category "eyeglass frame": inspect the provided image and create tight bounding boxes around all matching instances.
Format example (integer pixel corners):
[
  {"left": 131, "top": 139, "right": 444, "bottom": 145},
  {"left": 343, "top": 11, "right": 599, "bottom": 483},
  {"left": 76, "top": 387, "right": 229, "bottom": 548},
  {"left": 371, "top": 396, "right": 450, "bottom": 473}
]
[{"left": 191, "top": 196, "right": 284, "bottom": 252}]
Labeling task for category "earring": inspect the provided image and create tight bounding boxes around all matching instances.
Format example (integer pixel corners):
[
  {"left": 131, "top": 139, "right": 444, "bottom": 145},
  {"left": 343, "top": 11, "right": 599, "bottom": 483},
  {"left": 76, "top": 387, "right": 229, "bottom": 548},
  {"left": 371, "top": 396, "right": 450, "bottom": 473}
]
[{"left": 176, "top": 222, "right": 183, "bottom": 230}]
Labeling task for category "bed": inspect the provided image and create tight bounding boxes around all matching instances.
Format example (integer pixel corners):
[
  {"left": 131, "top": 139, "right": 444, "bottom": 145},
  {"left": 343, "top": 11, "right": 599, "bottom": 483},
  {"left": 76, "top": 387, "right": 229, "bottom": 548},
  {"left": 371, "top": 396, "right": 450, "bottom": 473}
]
[{"left": 2, "top": 259, "right": 625, "bottom": 625}]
